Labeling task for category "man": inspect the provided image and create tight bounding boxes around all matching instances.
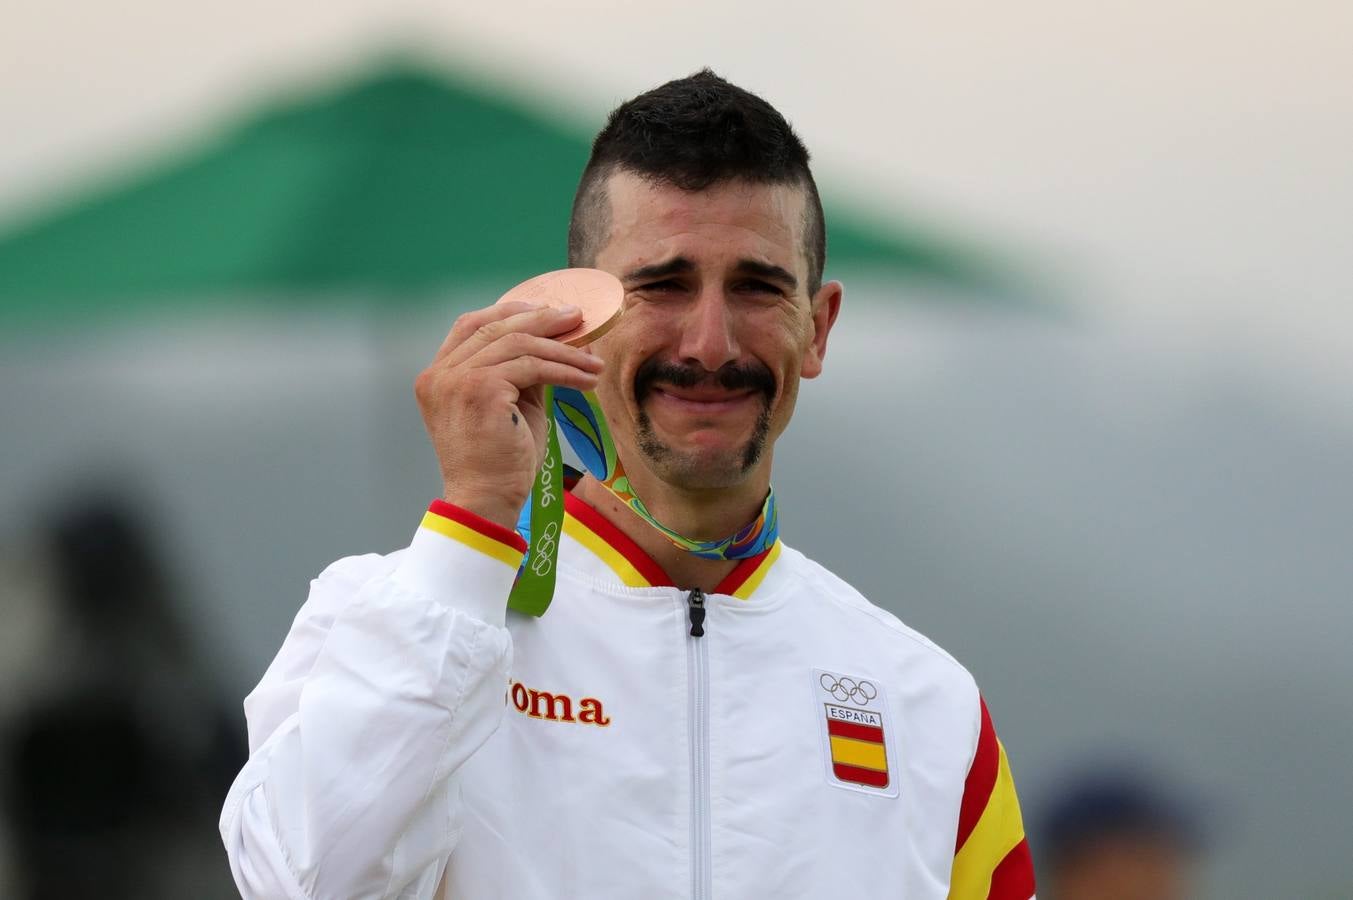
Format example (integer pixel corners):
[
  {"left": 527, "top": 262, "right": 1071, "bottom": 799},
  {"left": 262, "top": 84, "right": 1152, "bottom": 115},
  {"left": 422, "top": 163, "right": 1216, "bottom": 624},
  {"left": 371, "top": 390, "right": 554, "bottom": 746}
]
[{"left": 221, "top": 70, "right": 1036, "bottom": 900}]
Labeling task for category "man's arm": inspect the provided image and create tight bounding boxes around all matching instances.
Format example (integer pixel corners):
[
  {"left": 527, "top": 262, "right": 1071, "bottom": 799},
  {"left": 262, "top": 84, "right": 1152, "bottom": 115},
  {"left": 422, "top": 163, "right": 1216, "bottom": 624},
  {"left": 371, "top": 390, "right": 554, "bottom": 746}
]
[
  {"left": 219, "top": 300, "right": 604, "bottom": 899},
  {"left": 948, "top": 697, "right": 1038, "bottom": 900},
  {"left": 219, "top": 502, "right": 523, "bottom": 900}
]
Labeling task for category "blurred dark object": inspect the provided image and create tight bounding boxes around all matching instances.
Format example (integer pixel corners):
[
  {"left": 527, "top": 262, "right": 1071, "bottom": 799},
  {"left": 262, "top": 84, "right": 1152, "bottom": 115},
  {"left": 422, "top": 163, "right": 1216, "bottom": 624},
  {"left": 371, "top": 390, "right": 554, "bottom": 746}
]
[
  {"left": 0, "top": 497, "right": 245, "bottom": 899},
  {"left": 1036, "top": 765, "right": 1204, "bottom": 900}
]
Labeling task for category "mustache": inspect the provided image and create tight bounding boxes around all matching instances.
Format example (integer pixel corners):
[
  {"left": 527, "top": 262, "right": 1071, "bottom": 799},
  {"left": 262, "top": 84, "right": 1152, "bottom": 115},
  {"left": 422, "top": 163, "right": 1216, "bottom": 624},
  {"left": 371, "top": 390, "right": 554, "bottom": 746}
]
[{"left": 634, "top": 359, "right": 777, "bottom": 403}]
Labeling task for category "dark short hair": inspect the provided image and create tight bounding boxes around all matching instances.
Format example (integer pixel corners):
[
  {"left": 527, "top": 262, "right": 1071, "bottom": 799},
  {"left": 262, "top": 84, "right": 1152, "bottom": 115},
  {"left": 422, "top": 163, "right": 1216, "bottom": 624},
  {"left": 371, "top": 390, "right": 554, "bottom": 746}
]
[{"left": 567, "top": 69, "right": 826, "bottom": 294}]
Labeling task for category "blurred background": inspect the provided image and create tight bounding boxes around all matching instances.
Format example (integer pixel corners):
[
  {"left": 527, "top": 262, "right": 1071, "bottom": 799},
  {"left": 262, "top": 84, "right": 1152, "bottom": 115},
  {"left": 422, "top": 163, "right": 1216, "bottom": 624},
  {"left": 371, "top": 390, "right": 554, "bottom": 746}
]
[{"left": 1, "top": 2, "right": 1349, "bottom": 897}]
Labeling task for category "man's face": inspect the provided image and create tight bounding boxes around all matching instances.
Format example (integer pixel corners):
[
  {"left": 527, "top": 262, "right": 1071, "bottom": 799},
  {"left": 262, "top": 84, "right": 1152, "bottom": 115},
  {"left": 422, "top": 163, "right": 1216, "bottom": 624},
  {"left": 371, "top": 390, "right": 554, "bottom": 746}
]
[{"left": 589, "top": 171, "right": 841, "bottom": 492}]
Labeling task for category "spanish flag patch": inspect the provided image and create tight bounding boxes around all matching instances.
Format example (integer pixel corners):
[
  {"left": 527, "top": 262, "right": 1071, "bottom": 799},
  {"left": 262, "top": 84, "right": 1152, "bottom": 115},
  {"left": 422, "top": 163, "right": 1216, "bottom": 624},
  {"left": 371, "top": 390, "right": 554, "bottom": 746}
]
[{"left": 814, "top": 669, "right": 899, "bottom": 798}]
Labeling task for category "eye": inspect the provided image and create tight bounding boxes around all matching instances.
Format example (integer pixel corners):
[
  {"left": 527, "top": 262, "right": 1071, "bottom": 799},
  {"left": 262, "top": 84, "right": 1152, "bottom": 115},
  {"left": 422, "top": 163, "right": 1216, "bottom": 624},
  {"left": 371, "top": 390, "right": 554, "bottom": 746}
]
[
  {"left": 636, "top": 279, "right": 686, "bottom": 296},
  {"left": 736, "top": 279, "right": 785, "bottom": 296}
]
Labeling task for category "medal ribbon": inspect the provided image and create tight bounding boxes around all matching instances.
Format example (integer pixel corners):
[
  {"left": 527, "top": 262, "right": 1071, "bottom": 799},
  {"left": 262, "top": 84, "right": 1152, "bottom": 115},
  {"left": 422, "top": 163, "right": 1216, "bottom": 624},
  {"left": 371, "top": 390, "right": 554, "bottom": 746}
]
[{"left": 507, "top": 385, "right": 778, "bottom": 615}]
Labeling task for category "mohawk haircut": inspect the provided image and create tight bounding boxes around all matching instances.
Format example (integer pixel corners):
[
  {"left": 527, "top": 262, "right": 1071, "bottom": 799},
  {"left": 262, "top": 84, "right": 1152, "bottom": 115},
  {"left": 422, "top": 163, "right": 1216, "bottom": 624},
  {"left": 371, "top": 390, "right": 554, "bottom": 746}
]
[{"left": 567, "top": 69, "right": 826, "bottom": 294}]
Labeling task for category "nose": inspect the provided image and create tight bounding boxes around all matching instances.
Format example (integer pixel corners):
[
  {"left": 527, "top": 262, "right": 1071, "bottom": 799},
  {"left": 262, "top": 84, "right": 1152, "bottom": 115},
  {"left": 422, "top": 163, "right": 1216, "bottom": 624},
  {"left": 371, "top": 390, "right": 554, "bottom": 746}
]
[{"left": 676, "top": 285, "right": 740, "bottom": 373}]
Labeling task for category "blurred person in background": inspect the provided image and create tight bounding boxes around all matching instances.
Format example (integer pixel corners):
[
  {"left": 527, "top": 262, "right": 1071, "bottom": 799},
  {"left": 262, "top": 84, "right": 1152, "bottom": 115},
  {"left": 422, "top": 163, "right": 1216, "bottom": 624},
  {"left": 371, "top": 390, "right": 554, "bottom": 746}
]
[
  {"left": 0, "top": 494, "right": 245, "bottom": 900},
  {"left": 1035, "top": 766, "right": 1203, "bottom": 900},
  {"left": 221, "top": 70, "right": 1036, "bottom": 899}
]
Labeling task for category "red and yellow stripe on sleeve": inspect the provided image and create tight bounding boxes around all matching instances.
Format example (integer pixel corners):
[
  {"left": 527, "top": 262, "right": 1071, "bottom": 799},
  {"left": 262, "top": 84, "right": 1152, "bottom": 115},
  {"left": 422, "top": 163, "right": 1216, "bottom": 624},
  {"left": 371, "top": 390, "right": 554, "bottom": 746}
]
[
  {"left": 948, "top": 698, "right": 1036, "bottom": 900},
  {"left": 421, "top": 499, "right": 527, "bottom": 567}
]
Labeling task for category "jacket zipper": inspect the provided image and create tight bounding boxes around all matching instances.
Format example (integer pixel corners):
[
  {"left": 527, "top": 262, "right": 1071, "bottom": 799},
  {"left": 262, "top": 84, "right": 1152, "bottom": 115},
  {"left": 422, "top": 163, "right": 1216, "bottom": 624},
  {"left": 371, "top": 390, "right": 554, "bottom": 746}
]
[{"left": 686, "top": 588, "right": 711, "bottom": 900}]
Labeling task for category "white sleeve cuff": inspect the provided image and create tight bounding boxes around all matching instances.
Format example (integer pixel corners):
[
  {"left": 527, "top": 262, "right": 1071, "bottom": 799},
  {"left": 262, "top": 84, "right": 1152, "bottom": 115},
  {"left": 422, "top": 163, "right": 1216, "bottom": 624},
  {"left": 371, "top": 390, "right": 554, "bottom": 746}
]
[{"left": 391, "top": 502, "right": 526, "bottom": 627}]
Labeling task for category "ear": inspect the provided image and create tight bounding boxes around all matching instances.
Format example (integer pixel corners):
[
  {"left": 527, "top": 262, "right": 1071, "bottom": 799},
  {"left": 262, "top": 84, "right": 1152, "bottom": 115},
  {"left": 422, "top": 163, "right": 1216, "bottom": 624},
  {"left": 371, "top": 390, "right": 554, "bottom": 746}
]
[{"left": 800, "top": 280, "right": 843, "bottom": 380}]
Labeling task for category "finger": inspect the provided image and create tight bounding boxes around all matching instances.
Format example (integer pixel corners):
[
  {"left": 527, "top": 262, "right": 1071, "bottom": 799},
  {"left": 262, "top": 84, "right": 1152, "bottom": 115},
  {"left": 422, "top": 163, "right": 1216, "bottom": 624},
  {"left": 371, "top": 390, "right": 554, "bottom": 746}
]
[
  {"left": 453, "top": 306, "right": 586, "bottom": 366},
  {"left": 434, "top": 300, "right": 547, "bottom": 361},
  {"left": 493, "top": 356, "right": 602, "bottom": 393},
  {"left": 442, "top": 305, "right": 586, "bottom": 369},
  {"left": 464, "top": 331, "right": 605, "bottom": 374}
]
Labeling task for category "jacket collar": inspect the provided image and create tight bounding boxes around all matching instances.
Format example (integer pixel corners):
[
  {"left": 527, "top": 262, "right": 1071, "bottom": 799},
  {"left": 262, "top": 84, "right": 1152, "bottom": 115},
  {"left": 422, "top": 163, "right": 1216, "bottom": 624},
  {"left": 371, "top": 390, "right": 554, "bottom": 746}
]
[{"left": 562, "top": 491, "right": 781, "bottom": 599}]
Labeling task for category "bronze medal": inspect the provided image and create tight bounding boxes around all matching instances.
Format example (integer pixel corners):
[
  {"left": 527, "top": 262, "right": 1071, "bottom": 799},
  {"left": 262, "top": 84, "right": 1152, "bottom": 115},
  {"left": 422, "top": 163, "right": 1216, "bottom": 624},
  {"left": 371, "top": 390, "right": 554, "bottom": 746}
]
[{"left": 497, "top": 268, "right": 624, "bottom": 347}]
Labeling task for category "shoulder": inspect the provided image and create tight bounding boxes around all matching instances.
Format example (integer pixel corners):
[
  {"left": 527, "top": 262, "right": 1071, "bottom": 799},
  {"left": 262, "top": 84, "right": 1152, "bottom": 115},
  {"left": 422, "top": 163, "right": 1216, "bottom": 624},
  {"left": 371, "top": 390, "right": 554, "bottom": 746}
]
[{"left": 776, "top": 543, "right": 978, "bottom": 693}]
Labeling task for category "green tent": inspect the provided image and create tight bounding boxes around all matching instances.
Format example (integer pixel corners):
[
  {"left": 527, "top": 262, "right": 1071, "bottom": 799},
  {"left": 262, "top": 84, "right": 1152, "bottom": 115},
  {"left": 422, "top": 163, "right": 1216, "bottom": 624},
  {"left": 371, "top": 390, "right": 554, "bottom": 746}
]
[{"left": 0, "top": 63, "right": 1001, "bottom": 329}]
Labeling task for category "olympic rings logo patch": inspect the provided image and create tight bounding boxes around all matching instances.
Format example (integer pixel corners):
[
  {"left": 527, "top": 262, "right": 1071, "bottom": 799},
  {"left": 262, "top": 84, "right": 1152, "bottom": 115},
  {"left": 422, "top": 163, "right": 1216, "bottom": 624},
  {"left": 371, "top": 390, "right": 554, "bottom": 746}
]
[{"left": 819, "top": 672, "right": 878, "bottom": 705}]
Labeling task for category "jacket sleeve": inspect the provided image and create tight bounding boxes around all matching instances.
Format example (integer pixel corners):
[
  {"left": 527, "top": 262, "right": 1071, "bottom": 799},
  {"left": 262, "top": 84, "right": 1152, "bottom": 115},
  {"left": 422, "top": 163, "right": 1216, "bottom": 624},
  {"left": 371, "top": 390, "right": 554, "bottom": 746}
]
[
  {"left": 219, "top": 500, "right": 525, "bottom": 900},
  {"left": 947, "top": 696, "right": 1037, "bottom": 900}
]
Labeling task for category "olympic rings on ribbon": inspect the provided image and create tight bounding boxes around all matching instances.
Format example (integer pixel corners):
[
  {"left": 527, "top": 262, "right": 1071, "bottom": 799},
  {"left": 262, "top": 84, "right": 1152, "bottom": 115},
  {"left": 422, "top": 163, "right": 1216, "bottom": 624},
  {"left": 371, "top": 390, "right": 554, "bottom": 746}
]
[{"left": 530, "top": 521, "right": 560, "bottom": 576}]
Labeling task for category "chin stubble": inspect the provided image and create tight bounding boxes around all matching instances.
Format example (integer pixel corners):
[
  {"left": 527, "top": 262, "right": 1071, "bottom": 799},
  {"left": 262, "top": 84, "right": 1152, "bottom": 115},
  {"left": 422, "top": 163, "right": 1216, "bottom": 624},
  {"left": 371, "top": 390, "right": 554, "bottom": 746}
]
[
  {"left": 635, "top": 399, "right": 772, "bottom": 483},
  {"left": 630, "top": 357, "right": 778, "bottom": 486}
]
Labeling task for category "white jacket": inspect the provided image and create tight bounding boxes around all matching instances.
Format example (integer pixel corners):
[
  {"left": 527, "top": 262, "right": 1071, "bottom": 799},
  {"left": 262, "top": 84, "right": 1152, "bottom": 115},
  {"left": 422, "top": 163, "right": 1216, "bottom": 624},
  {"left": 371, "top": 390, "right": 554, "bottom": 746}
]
[{"left": 221, "top": 494, "right": 1035, "bottom": 900}]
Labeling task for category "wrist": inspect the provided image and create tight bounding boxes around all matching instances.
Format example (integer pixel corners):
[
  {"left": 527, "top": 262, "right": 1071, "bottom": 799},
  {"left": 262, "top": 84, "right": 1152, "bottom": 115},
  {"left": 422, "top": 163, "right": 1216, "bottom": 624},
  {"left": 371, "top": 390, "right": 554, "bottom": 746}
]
[{"left": 441, "top": 490, "right": 521, "bottom": 533}]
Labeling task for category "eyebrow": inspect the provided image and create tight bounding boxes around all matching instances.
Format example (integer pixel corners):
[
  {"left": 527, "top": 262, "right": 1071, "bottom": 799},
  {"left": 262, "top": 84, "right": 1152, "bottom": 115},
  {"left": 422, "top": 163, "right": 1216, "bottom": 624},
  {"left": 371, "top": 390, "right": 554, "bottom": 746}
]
[
  {"left": 622, "top": 257, "right": 696, "bottom": 283},
  {"left": 735, "top": 259, "right": 798, "bottom": 292},
  {"left": 622, "top": 256, "right": 799, "bottom": 291}
]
